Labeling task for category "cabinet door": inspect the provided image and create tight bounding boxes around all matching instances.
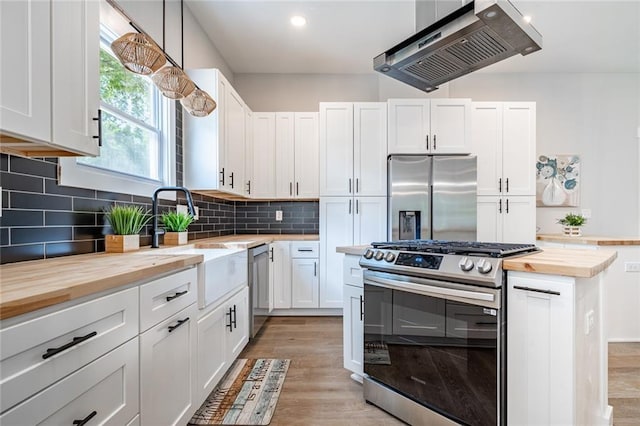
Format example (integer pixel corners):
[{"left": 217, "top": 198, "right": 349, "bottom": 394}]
[
  {"left": 354, "top": 197, "right": 387, "bottom": 245},
  {"left": 0, "top": 338, "right": 138, "bottom": 426},
  {"left": 471, "top": 102, "right": 503, "bottom": 196},
  {"left": 502, "top": 196, "right": 536, "bottom": 244},
  {"left": 271, "top": 242, "right": 292, "bottom": 309},
  {"left": 196, "top": 303, "right": 228, "bottom": 403},
  {"left": 251, "top": 113, "right": 276, "bottom": 198},
  {"left": 0, "top": 0, "right": 51, "bottom": 143},
  {"left": 291, "top": 258, "right": 319, "bottom": 308},
  {"left": 477, "top": 196, "right": 502, "bottom": 242},
  {"left": 320, "top": 197, "right": 354, "bottom": 308},
  {"left": 275, "top": 112, "right": 296, "bottom": 198},
  {"left": 343, "top": 284, "right": 364, "bottom": 375},
  {"left": 387, "top": 99, "right": 429, "bottom": 154},
  {"left": 244, "top": 107, "right": 253, "bottom": 196},
  {"left": 51, "top": 0, "right": 100, "bottom": 156},
  {"left": 225, "top": 86, "right": 245, "bottom": 195},
  {"left": 502, "top": 103, "right": 536, "bottom": 196},
  {"left": 354, "top": 103, "right": 387, "bottom": 196},
  {"left": 430, "top": 98, "right": 471, "bottom": 154},
  {"left": 226, "top": 287, "right": 249, "bottom": 360},
  {"left": 294, "top": 112, "right": 319, "bottom": 198},
  {"left": 140, "top": 303, "right": 197, "bottom": 426},
  {"left": 319, "top": 103, "right": 354, "bottom": 196},
  {"left": 507, "top": 273, "right": 574, "bottom": 426}
]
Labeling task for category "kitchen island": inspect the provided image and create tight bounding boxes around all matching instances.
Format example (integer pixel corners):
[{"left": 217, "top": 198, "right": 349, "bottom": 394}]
[{"left": 337, "top": 244, "right": 617, "bottom": 426}]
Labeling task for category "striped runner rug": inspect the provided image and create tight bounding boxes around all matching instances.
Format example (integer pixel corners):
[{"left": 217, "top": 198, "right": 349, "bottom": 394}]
[{"left": 189, "top": 359, "right": 290, "bottom": 425}]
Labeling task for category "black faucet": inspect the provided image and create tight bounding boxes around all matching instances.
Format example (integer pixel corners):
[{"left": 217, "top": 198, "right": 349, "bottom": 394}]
[{"left": 151, "top": 186, "right": 196, "bottom": 248}]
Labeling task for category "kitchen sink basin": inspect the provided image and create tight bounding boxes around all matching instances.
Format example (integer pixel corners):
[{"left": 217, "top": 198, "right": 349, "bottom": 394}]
[{"left": 134, "top": 245, "right": 240, "bottom": 262}]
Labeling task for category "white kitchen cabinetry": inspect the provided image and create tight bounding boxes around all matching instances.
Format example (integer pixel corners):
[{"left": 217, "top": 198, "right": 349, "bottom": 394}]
[
  {"left": 477, "top": 196, "right": 536, "bottom": 244},
  {"left": 184, "top": 69, "right": 250, "bottom": 197},
  {"left": 244, "top": 107, "right": 253, "bottom": 196},
  {"left": 249, "top": 113, "right": 276, "bottom": 198},
  {"left": 387, "top": 98, "right": 471, "bottom": 155},
  {"left": 320, "top": 103, "right": 387, "bottom": 197},
  {"left": 0, "top": 0, "right": 100, "bottom": 157},
  {"left": 270, "top": 242, "right": 292, "bottom": 309},
  {"left": 342, "top": 254, "right": 364, "bottom": 378},
  {"left": 320, "top": 197, "right": 386, "bottom": 308},
  {"left": 226, "top": 286, "right": 249, "bottom": 360},
  {"left": 291, "top": 259, "right": 319, "bottom": 308}
]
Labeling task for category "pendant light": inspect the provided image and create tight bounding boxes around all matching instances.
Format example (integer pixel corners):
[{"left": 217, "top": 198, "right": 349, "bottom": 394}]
[
  {"left": 111, "top": 32, "right": 166, "bottom": 75},
  {"left": 181, "top": 88, "right": 217, "bottom": 117}
]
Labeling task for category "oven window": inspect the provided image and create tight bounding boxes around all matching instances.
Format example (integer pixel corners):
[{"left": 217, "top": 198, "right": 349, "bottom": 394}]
[{"left": 364, "top": 284, "right": 499, "bottom": 426}]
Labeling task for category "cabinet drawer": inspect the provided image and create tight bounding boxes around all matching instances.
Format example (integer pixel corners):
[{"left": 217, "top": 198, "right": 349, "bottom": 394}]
[
  {"left": 343, "top": 254, "right": 363, "bottom": 287},
  {"left": 0, "top": 337, "right": 139, "bottom": 425},
  {"left": 0, "top": 287, "right": 138, "bottom": 412},
  {"left": 140, "top": 268, "right": 197, "bottom": 332},
  {"left": 290, "top": 241, "right": 319, "bottom": 258}
]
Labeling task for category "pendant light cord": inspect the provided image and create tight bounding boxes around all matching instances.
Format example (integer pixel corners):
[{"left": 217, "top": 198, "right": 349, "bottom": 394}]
[
  {"left": 162, "top": 0, "right": 166, "bottom": 51},
  {"left": 181, "top": 0, "right": 184, "bottom": 69}
]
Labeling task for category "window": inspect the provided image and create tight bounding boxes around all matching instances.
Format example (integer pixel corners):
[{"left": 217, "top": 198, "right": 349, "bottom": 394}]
[{"left": 60, "top": 23, "right": 175, "bottom": 198}]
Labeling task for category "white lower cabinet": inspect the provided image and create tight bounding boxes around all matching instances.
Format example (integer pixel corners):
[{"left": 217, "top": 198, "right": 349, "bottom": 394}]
[
  {"left": 343, "top": 283, "right": 363, "bottom": 376},
  {"left": 196, "top": 286, "right": 249, "bottom": 403},
  {"left": 477, "top": 196, "right": 536, "bottom": 244},
  {"left": 0, "top": 337, "right": 139, "bottom": 425},
  {"left": 140, "top": 303, "right": 198, "bottom": 426},
  {"left": 291, "top": 258, "right": 319, "bottom": 308},
  {"left": 270, "top": 242, "right": 292, "bottom": 309}
]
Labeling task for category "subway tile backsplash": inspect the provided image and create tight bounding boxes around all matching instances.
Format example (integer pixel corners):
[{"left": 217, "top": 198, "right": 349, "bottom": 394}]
[{"left": 235, "top": 201, "right": 319, "bottom": 235}]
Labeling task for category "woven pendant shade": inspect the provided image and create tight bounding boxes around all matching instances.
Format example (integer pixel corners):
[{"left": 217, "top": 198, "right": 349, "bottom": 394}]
[
  {"left": 152, "top": 66, "right": 195, "bottom": 99},
  {"left": 111, "top": 32, "right": 166, "bottom": 75},
  {"left": 181, "top": 89, "right": 217, "bottom": 117}
]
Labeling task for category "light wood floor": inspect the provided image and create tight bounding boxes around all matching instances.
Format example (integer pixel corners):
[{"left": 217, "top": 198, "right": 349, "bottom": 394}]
[{"left": 241, "top": 317, "right": 640, "bottom": 425}]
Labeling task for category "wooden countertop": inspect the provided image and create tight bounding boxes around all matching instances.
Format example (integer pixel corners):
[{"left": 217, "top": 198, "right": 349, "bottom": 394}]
[
  {"left": 537, "top": 234, "right": 640, "bottom": 246},
  {"left": 503, "top": 247, "right": 617, "bottom": 278},
  {"left": 0, "top": 234, "right": 317, "bottom": 320}
]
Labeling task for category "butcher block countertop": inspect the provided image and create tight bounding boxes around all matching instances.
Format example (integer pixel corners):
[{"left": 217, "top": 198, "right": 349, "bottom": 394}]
[
  {"left": 537, "top": 234, "right": 640, "bottom": 246},
  {"left": 335, "top": 245, "right": 617, "bottom": 279},
  {"left": 0, "top": 234, "right": 317, "bottom": 320}
]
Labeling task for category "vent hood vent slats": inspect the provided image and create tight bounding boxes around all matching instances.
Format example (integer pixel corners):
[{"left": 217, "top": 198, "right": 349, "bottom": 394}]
[{"left": 374, "top": 0, "right": 542, "bottom": 92}]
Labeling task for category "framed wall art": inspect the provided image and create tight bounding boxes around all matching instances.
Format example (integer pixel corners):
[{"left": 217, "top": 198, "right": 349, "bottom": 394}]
[{"left": 536, "top": 154, "right": 581, "bottom": 207}]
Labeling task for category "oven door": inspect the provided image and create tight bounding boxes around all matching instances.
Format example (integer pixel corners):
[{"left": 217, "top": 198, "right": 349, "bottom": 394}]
[{"left": 363, "top": 270, "right": 504, "bottom": 426}]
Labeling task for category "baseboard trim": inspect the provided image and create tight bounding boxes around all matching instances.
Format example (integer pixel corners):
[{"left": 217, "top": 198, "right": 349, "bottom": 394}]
[
  {"left": 269, "top": 308, "right": 342, "bottom": 316},
  {"left": 608, "top": 338, "right": 640, "bottom": 343}
]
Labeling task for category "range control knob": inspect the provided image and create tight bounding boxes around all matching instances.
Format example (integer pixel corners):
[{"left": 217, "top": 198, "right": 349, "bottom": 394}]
[
  {"left": 363, "top": 249, "right": 374, "bottom": 259},
  {"left": 458, "top": 257, "right": 474, "bottom": 272},
  {"left": 374, "top": 251, "right": 385, "bottom": 261},
  {"left": 477, "top": 259, "right": 493, "bottom": 274},
  {"left": 384, "top": 252, "right": 396, "bottom": 263}
]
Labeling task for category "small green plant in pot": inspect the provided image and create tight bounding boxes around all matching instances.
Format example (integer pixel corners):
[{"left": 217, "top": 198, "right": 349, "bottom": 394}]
[
  {"left": 105, "top": 205, "right": 152, "bottom": 252},
  {"left": 557, "top": 213, "right": 587, "bottom": 237},
  {"left": 161, "top": 211, "right": 194, "bottom": 245}
]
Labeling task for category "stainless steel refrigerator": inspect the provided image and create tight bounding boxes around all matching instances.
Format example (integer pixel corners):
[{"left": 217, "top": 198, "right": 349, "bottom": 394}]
[{"left": 388, "top": 155, "right": 477, "bottom": 241}]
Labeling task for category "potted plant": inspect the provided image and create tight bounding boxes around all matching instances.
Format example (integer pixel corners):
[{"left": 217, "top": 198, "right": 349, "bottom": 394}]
[
  {"left": 105, "top": 205, "right": 152, "bottom": 252},
  {"left": 557, "top": 213, "right": 587, "bottom": 237},
  {"left": 161, "top": 211, "right": 194, "bottom": 245}
]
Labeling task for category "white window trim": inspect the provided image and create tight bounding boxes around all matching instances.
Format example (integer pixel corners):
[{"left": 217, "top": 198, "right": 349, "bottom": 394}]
[{"left": 59, "top": 101, "right": 177, "bottom": 200}]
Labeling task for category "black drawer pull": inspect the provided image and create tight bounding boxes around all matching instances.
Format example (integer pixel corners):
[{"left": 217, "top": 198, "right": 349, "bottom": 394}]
[
  {"left": 73, "top": 410, "right": 97, "bottom": 426},
  {"left": 166, "top": 290, "right": 188, "bottom": 302},
  {"left": 42, "top": 331, "right": 97, "bottom": 359},
  {"left": 297, "top": 249, "right": 314, "bottom": 252},
  {"left": 231, "top": 304, "right": 237, "bottom": 329},
  {"left": 513, "top": 285, "right": 560, "bottom": 296},
  {"left": 168, "top": 317, "right": 190, "bottom": 333},
  {"left": 92, "top": 110, "right": 102, "bottom": 146}
]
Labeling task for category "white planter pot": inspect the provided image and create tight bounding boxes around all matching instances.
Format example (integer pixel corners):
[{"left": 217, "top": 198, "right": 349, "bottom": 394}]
[{"left": 562, "top": 226, "right": 582, "bottom": 237}]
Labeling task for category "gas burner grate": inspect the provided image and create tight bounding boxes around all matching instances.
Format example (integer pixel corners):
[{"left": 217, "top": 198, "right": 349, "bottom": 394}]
[{"left": 370, "top": 240, "right": 539, "bottom": 258}]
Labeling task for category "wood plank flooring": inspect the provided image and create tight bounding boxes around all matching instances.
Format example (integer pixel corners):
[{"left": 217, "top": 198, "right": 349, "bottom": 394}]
[{"left": 241, "top": 317, "right": 640, "bottom": 425}]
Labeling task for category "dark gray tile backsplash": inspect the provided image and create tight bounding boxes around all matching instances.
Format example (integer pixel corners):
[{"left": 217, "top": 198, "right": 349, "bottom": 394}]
[{"left": 0, "top": 104, "right": 318, "bottom": 264}]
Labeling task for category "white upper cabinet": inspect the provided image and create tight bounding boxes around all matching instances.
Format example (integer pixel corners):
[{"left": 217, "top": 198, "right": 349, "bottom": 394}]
[
  {"left": 387, "top": 98, "right": 471, "bottom": 155},
  {"left": 249, "top": 113, "right": 276, "bottom": 198},
  {"left": 275, "top": 113, "right": 296, "bottom": 198},
  {"left": 244, "top": 107, "right": 253, "bottom": 196},
  {"left": 224, "top": 86, "right": 246, "bottom": 196},
  {"left": 294, "top": 112, "right": 320, "bottom": 198},
  {"left": 0, "top": 0, "right": 100, "bottom": 157},
  {"left": 320, "top": 102, "right": 387, "bottom": 197},
  {"left": 472, "top": 102, "right": 536, "bottom": 196}
]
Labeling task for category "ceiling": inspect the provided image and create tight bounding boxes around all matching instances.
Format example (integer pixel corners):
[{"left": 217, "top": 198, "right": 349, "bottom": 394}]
[{"left": 185, "top": 0, "right": 640, "bottom": 75}]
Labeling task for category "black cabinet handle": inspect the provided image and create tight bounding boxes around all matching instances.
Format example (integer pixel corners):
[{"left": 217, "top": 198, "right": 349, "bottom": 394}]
[
  {"left": 269, "top": 247, "right": 274, "bottom": 261},
  {"left": 220, "top": 168, "right": 225, "bottom": 186},
  {"left": 247, "top": 180, "right": 251, "bottom": 195},
  {"left": 226, "top": 307, "right": 233, "bottom": 332},
  {"left": 296, "top": 182, "right": 299, "bottom": 196},
  {"left": 168, "top": 317, "right": 190, "bottom": 333},
  {"left": 348, "top": 178, "right": 352, "bottom": 193},
  {"left": 73, "top": 410, "right": 97, "bottom": 426},
  {"left": 433, "top": 134, "right": 437, "bottom": 150},
  {"left": 348, "top": 199, "right": 352, "bottom": 214},
  {"left": 498, "top": 178, "right": 502, "bottom": 193},
  {"left": 506, "top": 178, "right": 509, "bottom": 193},
  {"left": 425, "top": 134, "right": 429, "bottom": 150},
  {"left": 232, "top": 304, "right": 237, "bottom": 329},
  {"left": 166, "top": 290, "right": 188, "bottom": 302},
  {"left": 289, "top": 182, "right": 293, "bottom": 196},
  {"left": 229, "top": 172, "right": 234, "bottom": 189},
  {"left": 314, "top": 261, "right": 317, "bottom": 277},
  {"left": 506, "top": 198, "right": 509, "bottom": 214},
  {"left": 498, "top": 199, "right": 502, "bottom": 214},
  {"left": 92, "top": 110, "right": 102, "bottom": 146},
  {"left": 297, "top": 248, "right": 313, "bottom": 252},
  {"left": 359, "top": 295, "right": 364, "bottom": 321},
  {"left": 356, "top": 199, "right": 359, "bottom": 214},
  {"left": 42, "top": 331, "right": 97, "bottom": 359},
  {"left": 513, "top": 285, "right": 560, "bottom": 296},
  {"left": 356, "top": 178, "right": 359, "bottom": 193}
]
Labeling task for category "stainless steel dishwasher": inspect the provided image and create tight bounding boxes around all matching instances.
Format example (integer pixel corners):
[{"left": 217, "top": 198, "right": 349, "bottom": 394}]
[{"left": 248, "top": 244, "right": 269, "bottom": 339}]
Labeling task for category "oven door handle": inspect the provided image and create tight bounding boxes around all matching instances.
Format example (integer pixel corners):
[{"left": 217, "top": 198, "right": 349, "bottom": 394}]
[{"left": 364, "top": 276, "right": 495, "bottom": 303}]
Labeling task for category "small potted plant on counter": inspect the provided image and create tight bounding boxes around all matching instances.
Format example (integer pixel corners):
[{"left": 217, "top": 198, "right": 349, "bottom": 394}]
[
  {"left": 161, "top": 211, "right": 194, "bottom": 245},
  {"left": 105, "top": 205, "right": 152, "bottom": 252},
  {"left": 557, "top": 213, "right": 587, "bottom": 237}
]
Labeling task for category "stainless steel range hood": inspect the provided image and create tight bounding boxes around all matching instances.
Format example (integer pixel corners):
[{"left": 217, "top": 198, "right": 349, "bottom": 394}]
[{"left": 374, "top": 0, "right": 542, "bottom": 92}]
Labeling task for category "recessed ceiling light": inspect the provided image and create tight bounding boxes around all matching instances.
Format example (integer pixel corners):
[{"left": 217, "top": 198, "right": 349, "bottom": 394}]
[
  {"left": 523, "top": 15, "right": 532, "bottom": 24},
  {"left": 290, "top": 16, "right": 307, "bottom": 27}
]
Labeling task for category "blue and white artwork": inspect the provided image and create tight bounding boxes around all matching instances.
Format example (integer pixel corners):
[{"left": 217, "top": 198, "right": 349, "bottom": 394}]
[{"left": 536, "top": 154, "right": 580, "bottom": 207}]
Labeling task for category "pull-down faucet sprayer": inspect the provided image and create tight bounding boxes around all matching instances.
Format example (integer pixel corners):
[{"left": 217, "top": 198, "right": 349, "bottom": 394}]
[{"left": 151, "top": 186, "right": 196, "bottom": 248}]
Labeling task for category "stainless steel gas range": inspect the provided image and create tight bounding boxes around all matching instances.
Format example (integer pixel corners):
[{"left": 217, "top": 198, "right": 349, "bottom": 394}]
[{"left": 359, "top": 240, "right": 539, "bottom": 426}]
